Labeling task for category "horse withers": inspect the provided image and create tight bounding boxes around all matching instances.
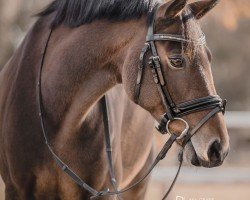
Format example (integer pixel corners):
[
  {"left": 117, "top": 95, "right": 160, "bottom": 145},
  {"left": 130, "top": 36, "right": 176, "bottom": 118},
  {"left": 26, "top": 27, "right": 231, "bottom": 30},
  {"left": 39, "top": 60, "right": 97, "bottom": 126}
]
[{"left": 0, "top": 0, "right": 229, "bottom": 199}]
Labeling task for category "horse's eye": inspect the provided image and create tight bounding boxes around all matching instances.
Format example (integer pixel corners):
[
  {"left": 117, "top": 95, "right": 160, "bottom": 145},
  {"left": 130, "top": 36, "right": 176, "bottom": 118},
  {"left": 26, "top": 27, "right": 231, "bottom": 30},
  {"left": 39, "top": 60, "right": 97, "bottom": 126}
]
[{"left": 169, "top": 56, "right": 185, "bottom": 69}]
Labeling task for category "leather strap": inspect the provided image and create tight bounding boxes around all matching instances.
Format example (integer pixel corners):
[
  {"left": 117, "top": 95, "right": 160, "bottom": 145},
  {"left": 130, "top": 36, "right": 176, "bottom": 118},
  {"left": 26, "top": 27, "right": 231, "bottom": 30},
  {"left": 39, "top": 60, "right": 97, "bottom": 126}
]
[
  {"left": 48, "top": 145, "right": 99, "bottom": 196},
  {"left": 147, "top": 4, "right": 159, "bottom": 36},
  {"left": 38, "top": 29, "right": 100, "bottom": 197},
  {"left": 37, "top": 30, "right": 181, "bottom": 198},
  {"left": 156, "top": 95, "right": 224, "bottom": 134},
  {"left": 100, "top": 97, "right": 122, "bottom": 200},
  {"left": 146, "top": 33, "right": 206, "bottom": 45},
  {"left": 90, "top": 133, "right": 179, "bottom": 199},
  {"left": 162, "top": 150, "right": 183, "bottom": 200},
  {"left": 134, "top": 43, "right": 150, "bottom": 104},
  {"left": 148, "top": 40, "right": 175, "bottom": 120},
  {"left": 161, "top": 105, "right": 224, "bottom": 199},
  {"left": 182, "top": 106, "right": 223, "bottom": 146}
]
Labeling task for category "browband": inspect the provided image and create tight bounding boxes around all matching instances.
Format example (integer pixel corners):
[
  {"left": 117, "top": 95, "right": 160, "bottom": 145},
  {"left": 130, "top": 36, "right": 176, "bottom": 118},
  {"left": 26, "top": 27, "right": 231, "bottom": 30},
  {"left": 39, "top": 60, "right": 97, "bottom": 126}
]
[{"left": 146, "top": 33, "right": 206, "bottom": 45}]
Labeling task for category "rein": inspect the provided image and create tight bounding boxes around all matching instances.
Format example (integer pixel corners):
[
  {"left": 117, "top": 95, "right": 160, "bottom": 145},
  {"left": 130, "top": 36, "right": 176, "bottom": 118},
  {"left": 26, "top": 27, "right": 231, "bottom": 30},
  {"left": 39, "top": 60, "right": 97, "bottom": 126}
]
[{"left": 37, "top": 4, "right": 226, "bottom": 200}]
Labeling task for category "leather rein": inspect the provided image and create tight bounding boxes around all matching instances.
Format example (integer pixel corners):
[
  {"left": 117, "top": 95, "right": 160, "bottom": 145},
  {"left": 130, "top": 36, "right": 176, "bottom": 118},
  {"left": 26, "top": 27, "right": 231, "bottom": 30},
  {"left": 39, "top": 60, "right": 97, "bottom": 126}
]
[{"left": 37, "top": 4, "right": 226, "bottom": 200}]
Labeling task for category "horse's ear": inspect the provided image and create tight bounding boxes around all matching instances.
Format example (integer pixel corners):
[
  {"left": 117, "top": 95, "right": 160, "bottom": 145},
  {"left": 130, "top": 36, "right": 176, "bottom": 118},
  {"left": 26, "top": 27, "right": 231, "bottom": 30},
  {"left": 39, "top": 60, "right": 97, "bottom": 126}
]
[
  {"left": 189, "top": 0, "right": 220, "bottom": 19},
  {"left": 164, "top": 0, "right": 188, "bottom": 18}
]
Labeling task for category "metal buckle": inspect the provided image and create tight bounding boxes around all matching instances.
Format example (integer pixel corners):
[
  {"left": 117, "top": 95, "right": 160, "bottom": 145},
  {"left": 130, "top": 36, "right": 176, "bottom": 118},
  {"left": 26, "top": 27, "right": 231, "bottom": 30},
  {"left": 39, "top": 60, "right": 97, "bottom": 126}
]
[
  {"left": 152, "top": 56, "right": 160, "bottom": 62},
  {"left": 166, "top": 118, "right": 189, "bottom": 140},
  {"left": 222, "top": 99, "right": 227, "bottom": 115}
]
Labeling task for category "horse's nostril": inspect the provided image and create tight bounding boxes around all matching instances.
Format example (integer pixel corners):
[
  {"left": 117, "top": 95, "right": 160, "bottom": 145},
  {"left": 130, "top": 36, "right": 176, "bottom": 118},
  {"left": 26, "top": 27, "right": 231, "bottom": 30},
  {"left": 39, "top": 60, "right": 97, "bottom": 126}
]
[{"left": 207, "top": 140, "right": 222, "bottom": 163}]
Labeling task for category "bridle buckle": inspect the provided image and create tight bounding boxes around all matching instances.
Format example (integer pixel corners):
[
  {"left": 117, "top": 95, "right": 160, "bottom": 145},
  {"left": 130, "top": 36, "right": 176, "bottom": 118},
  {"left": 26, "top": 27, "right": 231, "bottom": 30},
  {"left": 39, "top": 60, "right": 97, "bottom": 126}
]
[
  {"left": 152, "top": 56, "right": 160, "bottom": 62},
  {"left": 221, "top": 99, "right": 227, "bottom": 115}
]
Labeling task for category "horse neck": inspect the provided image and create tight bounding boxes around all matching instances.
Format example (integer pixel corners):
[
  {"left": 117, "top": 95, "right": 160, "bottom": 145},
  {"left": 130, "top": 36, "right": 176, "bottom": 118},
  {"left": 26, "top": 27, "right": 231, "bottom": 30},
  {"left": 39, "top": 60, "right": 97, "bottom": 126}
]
[{"left": 41, "top": 17, "right": 147, "bottom": 136}]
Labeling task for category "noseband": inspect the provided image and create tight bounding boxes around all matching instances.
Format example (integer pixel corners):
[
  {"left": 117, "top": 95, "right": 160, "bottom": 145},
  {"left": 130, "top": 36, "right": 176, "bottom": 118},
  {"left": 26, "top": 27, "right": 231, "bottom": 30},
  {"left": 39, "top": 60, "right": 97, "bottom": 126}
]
[{"left": 37, "top": 4, "right": 226, "bottom": 200}]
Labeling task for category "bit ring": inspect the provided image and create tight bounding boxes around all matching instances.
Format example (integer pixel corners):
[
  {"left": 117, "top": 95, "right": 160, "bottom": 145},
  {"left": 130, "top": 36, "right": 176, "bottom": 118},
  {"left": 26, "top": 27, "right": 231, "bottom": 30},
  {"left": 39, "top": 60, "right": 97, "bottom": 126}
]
[{"left": 166, "top": 118, "right": 189, "bottom": 140}]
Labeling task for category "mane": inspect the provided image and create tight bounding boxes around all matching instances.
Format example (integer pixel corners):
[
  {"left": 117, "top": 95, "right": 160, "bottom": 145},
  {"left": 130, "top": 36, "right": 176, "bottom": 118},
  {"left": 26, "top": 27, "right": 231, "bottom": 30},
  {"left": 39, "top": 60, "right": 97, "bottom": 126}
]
[{"left": 38, "top": 0, "right": 155, "bottom": 28}]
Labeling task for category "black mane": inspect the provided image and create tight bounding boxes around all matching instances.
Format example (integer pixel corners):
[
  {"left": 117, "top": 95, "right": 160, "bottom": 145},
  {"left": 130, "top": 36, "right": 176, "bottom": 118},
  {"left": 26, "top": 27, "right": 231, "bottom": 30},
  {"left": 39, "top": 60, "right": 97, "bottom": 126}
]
[{"left": 38, "top": 0, "right": 154, "bottom": 27}]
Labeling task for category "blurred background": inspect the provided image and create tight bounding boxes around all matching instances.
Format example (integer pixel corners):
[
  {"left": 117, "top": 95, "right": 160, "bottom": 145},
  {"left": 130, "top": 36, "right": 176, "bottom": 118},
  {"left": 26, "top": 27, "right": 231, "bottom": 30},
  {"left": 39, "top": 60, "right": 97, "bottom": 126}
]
[{"left": 0, "top": 0, "right": 249, "bottom": 199}]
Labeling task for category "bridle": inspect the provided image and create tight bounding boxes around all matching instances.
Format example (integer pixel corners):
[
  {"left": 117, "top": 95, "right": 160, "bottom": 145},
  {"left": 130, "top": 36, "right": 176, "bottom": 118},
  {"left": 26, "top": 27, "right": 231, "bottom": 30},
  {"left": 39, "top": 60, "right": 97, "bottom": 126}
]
[
  {"left": 135, "top": 5, "right": 226, "bottom": 138},
  {"left": 37, "top": 4, "right": 226, "bottom": 200}
]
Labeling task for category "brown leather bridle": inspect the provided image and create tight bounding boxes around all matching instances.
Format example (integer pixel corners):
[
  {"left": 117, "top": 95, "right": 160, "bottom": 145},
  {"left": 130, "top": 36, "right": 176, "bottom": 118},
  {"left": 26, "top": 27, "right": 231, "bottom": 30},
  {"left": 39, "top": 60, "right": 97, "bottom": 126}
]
[{"left": 37, "top": 4, "right": 226, "bottom": 200}]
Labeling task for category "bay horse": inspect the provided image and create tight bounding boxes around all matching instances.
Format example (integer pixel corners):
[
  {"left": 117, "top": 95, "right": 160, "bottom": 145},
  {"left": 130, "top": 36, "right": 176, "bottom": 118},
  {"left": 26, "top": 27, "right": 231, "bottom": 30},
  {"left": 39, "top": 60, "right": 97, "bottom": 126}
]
[{"left": 0, "top": 0, "right": 230, "bottom": 199}]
